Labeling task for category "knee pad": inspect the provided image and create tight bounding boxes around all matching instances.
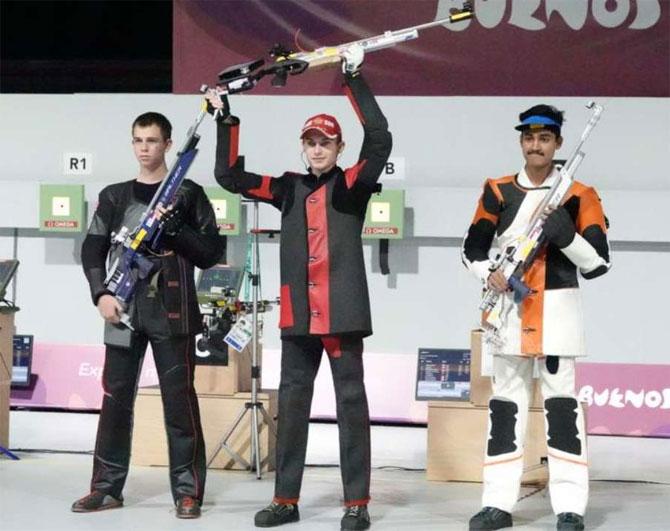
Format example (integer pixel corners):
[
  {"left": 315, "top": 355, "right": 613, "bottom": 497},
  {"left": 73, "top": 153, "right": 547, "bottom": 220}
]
[
  {"left": 487, "top": 398, "right": 518, "bottom": 457},
  {"left": 545, "top": 396, "right": 581, "bottom": 455},
  {"left": 546, "top": 355, "right": 559, "bottom": 374}
]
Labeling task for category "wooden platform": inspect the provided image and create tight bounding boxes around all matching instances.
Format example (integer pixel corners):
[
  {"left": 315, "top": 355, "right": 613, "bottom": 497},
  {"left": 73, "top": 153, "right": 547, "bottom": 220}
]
[
  {"left": 427, "top": 400, "right": 547, "bottom": 483},
  {"left": 425, "top": 330, "right": 548, "bottom": 484},
  {"left": 131, "top": 387, "right": 277, "bottom": 471},
  {"left": 0, "top": 310, "right": 16, "bottom": 448}
]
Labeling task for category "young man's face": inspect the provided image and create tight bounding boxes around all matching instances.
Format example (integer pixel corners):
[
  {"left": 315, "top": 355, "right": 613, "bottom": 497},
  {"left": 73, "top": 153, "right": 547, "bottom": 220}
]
[
  {"left": 132, "top": 124, "right": 172, "bottom": 171},
  {"left": 520, "top": 129, "right": 562, "bottom": 171},
  {"left": 302, "top": 131, "right": 343, "bottom": 175}
]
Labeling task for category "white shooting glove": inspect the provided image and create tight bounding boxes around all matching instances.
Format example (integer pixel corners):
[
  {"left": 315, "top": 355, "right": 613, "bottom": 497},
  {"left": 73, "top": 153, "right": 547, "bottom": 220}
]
[{"left": 341, "top": 43, "right": 365, "bottom": 75}]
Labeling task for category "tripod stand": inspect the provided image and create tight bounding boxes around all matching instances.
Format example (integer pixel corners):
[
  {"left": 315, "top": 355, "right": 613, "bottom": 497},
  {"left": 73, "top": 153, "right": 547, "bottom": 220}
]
[{"left": 207, "top": 200, "right": 277, "bottom": 479}]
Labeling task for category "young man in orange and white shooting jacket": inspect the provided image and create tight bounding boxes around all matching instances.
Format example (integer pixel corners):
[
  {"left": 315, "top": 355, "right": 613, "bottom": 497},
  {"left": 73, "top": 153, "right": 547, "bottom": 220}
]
[{"left": 462, "top": 105, "right": 611, "bottom": 531}]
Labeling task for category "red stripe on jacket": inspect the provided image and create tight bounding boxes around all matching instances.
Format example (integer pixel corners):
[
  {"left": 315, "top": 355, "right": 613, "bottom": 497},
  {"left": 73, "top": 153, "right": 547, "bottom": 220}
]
[
  {"left": 248, "top": 175, "right": 273, "bottom": 200},
  {"left": 344, "top": 85, "right": 366, "bottom": 125},
  {"left": 305, "top": 185, "right": 330, "bottom": 334},
  {"left": 345, "top": 160, "right": 368, "bottom": 189},
  {"left": 228, "top": 123, "right": 239, "bottom": 168},
  {"left": 279, "top": 284, "right": 294, "bottom": 328}
]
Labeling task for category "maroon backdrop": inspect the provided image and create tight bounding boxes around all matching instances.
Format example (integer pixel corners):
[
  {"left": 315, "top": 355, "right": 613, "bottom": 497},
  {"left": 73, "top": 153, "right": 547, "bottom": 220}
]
[{"left": 173, "top": 0, "right": 669, "bottom": 97}]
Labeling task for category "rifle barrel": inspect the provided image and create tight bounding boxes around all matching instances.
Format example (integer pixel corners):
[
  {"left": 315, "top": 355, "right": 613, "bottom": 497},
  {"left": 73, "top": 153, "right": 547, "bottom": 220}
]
[{"left": 407, "top": 11, "right": 473, "bottom": 34}]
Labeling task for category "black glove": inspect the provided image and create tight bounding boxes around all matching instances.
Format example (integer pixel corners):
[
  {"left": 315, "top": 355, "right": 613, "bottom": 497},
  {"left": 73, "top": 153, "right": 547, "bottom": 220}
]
[
  {"left": 543, "top": 206, "right": 576, "bottom": 248},
  {"left": 160, "top": 206, "right": 185, "bottom": 237}
]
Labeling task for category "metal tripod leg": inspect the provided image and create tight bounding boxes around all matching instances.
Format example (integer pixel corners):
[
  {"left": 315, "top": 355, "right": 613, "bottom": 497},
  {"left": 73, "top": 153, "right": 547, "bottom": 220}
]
[
  {"left": 206, "top": 403, "right": 251, "bottom": 469},
  {"left": 206, "top": 200, "right": 277, "bottom": 478},
  {"left": 206, "top": 399, "right": 276, "bottom": 473},
  {"left": 251, "top": 401, "right": 261, "bottom": 478},
  {"left": 259, "top": 406, "right": 277, "bottom": 438}
]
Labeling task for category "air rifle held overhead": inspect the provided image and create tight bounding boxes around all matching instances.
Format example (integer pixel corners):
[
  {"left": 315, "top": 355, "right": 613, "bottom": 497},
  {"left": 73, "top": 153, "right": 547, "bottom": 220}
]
[{"left": 212, "top": 2, "right": 474, "bottom": 93}]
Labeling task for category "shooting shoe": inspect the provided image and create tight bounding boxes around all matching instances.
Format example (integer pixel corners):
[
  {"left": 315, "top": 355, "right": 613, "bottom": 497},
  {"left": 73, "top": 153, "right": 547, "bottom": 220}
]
[
  {"left": 341, "top": 504, "right": 371, "bottom": 530},
  {"left": 469, "top": 506, "right": 513, "bottom": 530},
  {"left": 557, "top": 512, "right": 584, "bottom": 531},
  {"left": 71, "top": 491, "right": 123, "bottom": 513},
  {"left": 254, "top": 501, "right": 300, "bottom": 527},
  {"left": 175, "top": 496, "right": 201, "bottom": 519}
]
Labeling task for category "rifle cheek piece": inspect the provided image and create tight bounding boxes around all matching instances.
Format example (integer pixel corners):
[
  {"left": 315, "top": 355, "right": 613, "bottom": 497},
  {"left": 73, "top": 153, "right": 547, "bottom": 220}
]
[
  {"left": 217, "top": 59, "right": 266, "bottom": 94},
  {"left": 267, "top": 59, "right": 309, "bottom": 87}
]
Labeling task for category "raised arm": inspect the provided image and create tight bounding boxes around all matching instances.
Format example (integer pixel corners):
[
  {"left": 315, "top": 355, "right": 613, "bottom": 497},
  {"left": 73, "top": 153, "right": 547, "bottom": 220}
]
[
  {"left": 342, "top": 72, "right": 393, "bottom": 190},
  {"left": 211, "top": 94, "right": 285, "bottom": 210}
]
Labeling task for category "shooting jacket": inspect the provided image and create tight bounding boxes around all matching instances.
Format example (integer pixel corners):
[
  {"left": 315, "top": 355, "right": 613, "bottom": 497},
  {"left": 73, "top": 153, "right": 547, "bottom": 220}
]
[
  {"left": 82, "top": 179, "right": 225, "bottom": 337},
  {"left": 215, "top": 73, "right": 392, "bottom": 338},
  {"left": 462, "top": 168, "right": 611, "bottom": 357}
]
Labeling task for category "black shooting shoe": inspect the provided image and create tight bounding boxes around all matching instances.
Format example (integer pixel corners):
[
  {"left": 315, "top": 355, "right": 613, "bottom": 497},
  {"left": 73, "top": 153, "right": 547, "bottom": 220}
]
[
  {"left": 469, "top": 506, "right": 513, "bottom": 530},
  {"left": 557, "top": 512, "right": 585, "bottom": 531},
  {"left": 254, "top": 501, "right": 300, "bottom": 527},
  {"left": 71, "top": 491, "right": 123, "bottom": 512},
  {"left": 341, "top": 504, "right": 371, "bottom": 530},
  {"left": 175, "top": 496, "right": 201, "bottom": 519}
]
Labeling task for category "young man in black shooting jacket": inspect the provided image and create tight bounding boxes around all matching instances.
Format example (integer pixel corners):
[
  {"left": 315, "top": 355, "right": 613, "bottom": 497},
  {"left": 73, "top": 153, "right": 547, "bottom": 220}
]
[
  {"left": 208, "top": 45, "right": 392, "bottom": 530},
  {"left": 72, "top": 112, "right": 225, "bottom": 519}
]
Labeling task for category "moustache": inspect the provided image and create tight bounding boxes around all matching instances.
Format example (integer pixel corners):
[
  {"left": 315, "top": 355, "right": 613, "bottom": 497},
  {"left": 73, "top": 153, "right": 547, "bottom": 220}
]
[{"left": 526, "top": 150, "right": 545, "bottom": 156}]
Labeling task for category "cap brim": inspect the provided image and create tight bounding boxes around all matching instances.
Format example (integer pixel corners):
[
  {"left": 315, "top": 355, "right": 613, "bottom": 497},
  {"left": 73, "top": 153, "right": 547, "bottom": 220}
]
[
  {"left": 515, "top": 115, "right": 561, "bottom": 132},
  {"left": 300, "top": 126, "right": 339, "bottom": 139},
  {"left": 515, "top": 123, "right": 560, "bottom": 132}
]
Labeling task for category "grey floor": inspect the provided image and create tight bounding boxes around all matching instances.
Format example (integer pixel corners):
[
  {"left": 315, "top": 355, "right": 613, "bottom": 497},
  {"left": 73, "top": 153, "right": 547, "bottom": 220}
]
[
  {"left": 1, "top": 452, "right": 669, "bottom": 531},
  {"left": 2, "top": 411, "right": 670, "bottom": 530}
]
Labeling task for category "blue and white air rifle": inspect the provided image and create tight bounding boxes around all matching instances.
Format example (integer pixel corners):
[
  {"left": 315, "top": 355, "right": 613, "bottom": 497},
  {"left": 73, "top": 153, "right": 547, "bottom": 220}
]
[{"left": 104, "top": 100, "right": 209, "bottom": 329}]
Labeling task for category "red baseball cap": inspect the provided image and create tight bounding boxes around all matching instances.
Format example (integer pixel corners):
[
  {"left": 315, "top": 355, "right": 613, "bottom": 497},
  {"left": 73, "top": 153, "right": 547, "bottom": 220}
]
[{"left": 300, "top": 113, "right": 342, "bottom": 140}]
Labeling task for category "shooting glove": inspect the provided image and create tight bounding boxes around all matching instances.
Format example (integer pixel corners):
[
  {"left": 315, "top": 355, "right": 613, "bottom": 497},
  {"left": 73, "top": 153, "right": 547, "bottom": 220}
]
[
  {"left": 341, "top": 43, "right": 364, "bottom": 75},
  {"left": 160, "top": 205, "right": 185, "bottom": 237},
  {"left": 206, "top": 91, "right": 231, "bottom": 122},
  {"left": 543, "top": 206, "right": 576, "bottom": 248}
]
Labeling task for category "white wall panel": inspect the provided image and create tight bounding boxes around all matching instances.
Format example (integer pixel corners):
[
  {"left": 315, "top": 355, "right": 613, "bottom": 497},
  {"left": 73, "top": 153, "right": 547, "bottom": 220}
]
[{"left": 0, "top": 93, "right": 667, "bottom": 368}]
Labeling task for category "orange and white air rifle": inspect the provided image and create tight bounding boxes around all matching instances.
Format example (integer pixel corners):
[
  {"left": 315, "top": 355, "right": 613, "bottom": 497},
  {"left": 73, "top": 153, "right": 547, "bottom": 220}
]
[{"left": 480, "top": 102, "right": 604, "bottom": 340}]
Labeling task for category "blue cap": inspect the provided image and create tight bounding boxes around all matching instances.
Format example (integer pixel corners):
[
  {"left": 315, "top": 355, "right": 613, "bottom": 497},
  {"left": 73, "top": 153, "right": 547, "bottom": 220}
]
[{"left": 515, "top": 104, "right": 564, "bottom": 135}]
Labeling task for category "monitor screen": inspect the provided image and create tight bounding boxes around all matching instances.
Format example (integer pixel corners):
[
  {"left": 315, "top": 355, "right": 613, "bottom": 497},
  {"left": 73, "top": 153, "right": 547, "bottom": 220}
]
[
  {"left": 0, "top": 259, "right": 19, "bottom": 299},
  {"left": 196, "top": 265, "right": 244, "bottom": 304},
  {"left": 11, "top": 334, "right": 33, "bottom": 388},
  {"left": 415, "top": 348, "right": 471, "bottom": 401}
]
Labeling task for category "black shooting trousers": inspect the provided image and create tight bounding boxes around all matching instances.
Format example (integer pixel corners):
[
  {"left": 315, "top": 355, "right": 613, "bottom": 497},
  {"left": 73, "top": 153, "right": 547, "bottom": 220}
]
[
  {"left": 90, "top": 282, "right": 206, "bottom": 503},
  {"left": 274, "top": 335, "right": 371, "bottom": 506}
]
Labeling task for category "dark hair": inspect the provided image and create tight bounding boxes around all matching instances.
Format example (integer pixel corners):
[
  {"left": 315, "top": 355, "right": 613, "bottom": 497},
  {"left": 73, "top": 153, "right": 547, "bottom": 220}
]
[
  {"left": 519, "top": 104, "right": 564, "bottom": 127},
  {"left": 132, "top": 112, "right": 172, "bottom": 140}
]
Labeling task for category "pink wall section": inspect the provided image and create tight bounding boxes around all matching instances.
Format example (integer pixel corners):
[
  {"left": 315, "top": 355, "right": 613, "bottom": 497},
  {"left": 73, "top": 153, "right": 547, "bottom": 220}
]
[
  {"left": 10, "top": 343, "right": 670, "bottom": 438},
  {"left": 10, "top": 343, "right": 158, "bottom": 410},
  {"left": 576, "top": 363, "right": 670, "bottom": 438}
]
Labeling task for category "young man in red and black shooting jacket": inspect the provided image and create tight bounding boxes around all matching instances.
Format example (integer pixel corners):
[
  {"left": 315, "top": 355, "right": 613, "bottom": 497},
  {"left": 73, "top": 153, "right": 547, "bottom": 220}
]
[
  {"left": 72, "top": 112, "right": 225, "bottom": 519},
  {"left": 208, "top": 45, "right": 392, "bottom": 530}
]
